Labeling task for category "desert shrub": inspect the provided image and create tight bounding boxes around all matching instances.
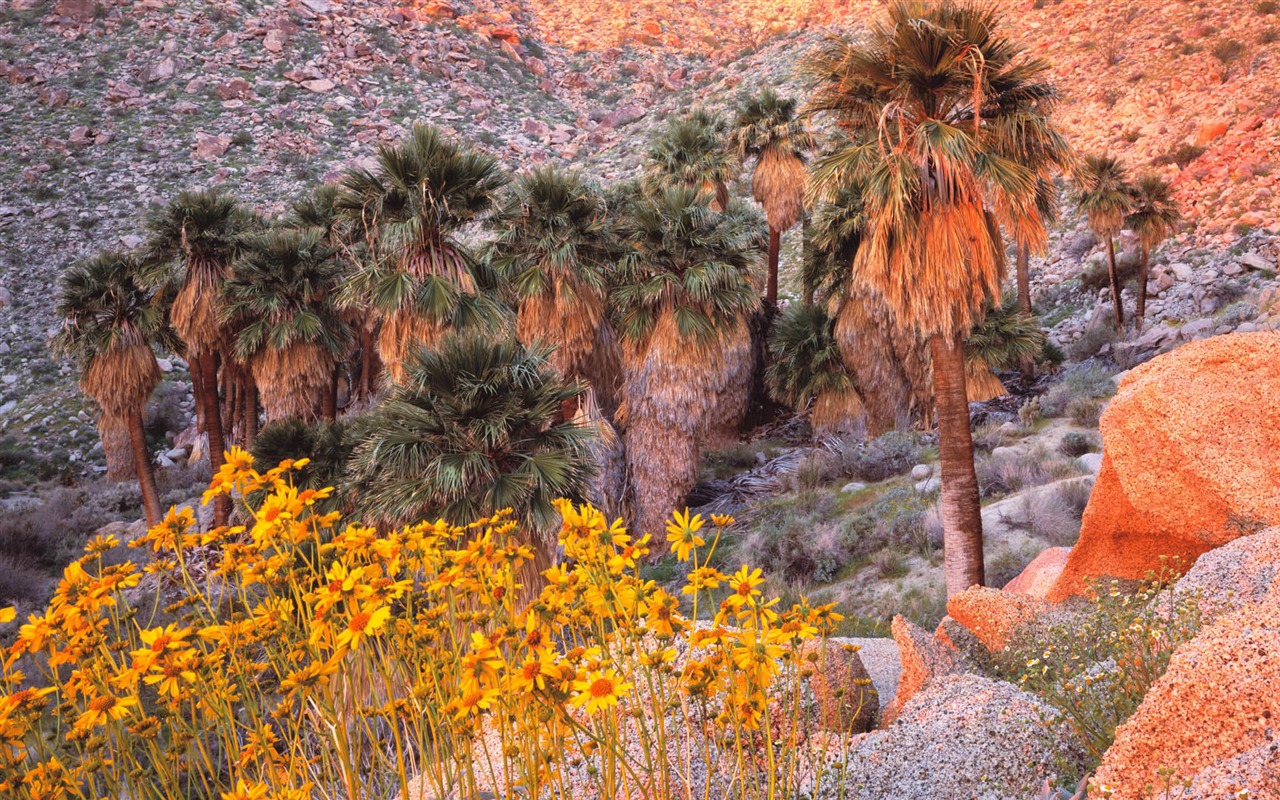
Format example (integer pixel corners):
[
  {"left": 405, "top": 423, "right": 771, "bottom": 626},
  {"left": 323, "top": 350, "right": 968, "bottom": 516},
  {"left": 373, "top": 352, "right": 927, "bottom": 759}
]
[
  {"left": 842, "top": 430, "right": 926, "bottom": 482},
  {"left": 1058, "top": 431, "right": 1099, "bottom": 458},
  {"left": 1040, "top": 365, "right": 1116, "bottom": 417},
  {"left": 741, "top": 505, "right": 847, "bottom": 585},
  {"left": 972, "top": 422, "right": 1017, "bottom": 453},
  {"left": 999, "top": 571, "right": 1204, "bottom": 774},
  {"left": 1078, "top": 249, "right": 1142, "bottom": 293},
  {"left": 1027, "top": 479, "right": 1091, "bottom": 546},
  {"left": 868, "top": 583, "right": 949, "bottom": 629},
  {"left": 1217, "top": 299, "right": 1258, "bottom": 328},
  {"left": 0, "top": 461, "right": 872, "bottom": 800},
  {"left": 975, "top": 444, "right": 1066, "bottom": 499},
  {"left": 1067, "top": 396, "right": 1105, "bottom": 427},
  {"left": 1259, "top": 0, "right": 1278, "bottom": 13},
  {"left": 1151, "top": 142, "right": 1207, "bottom": 169},
  {"left": 1066, "top": 322, "right": 1118, "bottom": 361},
  {"left": 987, "top": 545, "right": 1038, "bottom": 589},
  {"left": 1211, "top": 38, "right": 1245, "bottom": 64},
  {"left": 870, "top": 547, "right": 909, "bottom": 579}
]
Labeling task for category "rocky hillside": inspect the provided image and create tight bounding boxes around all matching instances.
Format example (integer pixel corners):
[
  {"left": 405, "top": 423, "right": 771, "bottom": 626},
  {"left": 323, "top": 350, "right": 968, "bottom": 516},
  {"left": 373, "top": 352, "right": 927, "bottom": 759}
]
[{"left": 0, "top": 0, "right": 1278, "bottom": 474}]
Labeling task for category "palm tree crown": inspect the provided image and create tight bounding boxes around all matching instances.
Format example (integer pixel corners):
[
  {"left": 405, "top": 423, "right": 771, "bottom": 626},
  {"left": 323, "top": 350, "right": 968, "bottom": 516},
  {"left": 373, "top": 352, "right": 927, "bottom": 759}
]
[
  {"left": 1073, "top": 154, "right": 1133, "bottom": 240},
  {"left": 1126, "top": 173, "right": 1180, "bottom": 253},
  {"left": 730, "top": 87, "right": 817, "bottom": 233},
  {"left": 644, "top": 110, "right": 737, "bottom": 211}
]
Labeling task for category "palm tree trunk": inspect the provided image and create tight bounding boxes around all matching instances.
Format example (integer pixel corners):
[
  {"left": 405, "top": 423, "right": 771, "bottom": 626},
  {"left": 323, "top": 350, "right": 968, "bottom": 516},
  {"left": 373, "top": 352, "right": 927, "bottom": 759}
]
[
  {"left": 198, "top": 351, "right": 231, "bottom": 526},
  {"left": 1135, "top": 244, "right": 1151, "bottom": 333},
  {"left": 321, "top": 371, "right": 337, "bottom": 421},
  {"left": 1106, "top": 236, "right": 1125, "bottom": 331},
  {"left": 243, "top": 374, "right": 258, "bottom": 449},
  {"left": 127, "top": 410, "right": 162, "bottom": 527},
  {"left": 930, "top": 332, "right": 985, "bottom": 597},
  {"left": 190, "top": 356, "right": 206, "bottom": 435},
  {"left": 766, "top": 228, "right": 781, "bottom": 307},
  {"left": 1015, "top": 241, "right": 1032, "bottom": 316},
  {"left": 801, "top": 214, "right": 813, "bottom": 306},
  {"left": 99, "top": 414, "right": 134, "bottom": 482},
  {"left": 221, "top": 359, "right": 238, "bottom": 447},
  {"left": 361, "top": 326, "right": 381, "bottom": 399}
]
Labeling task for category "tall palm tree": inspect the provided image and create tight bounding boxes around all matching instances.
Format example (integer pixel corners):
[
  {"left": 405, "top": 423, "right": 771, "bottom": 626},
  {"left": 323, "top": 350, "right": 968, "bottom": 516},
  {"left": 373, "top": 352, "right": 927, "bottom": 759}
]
[
  {"left": 348, "top": 333, "right": 594, "bottom": 580},
  {"left": 223, "top": 228, "right": 352, "bottom": 425},
  {"left": 1125, "top": 173, "right": 1181, "bottom": 332},
  {"left": 806, "top": 180, "right": 932, "bottom": 434},
  {"left": 145, "top": 189, "right": 256, "bottom": 526},
  {"left": 804, "top": 0, "right": 1061, "bottom": 595},
  {"left": 487, "top": 167, "right": 624, "bottom": 416},
  {"left": 53, "top": 252, "right": 168, "bottom": 526},
  {"left": 336, "top": 124, "right": 509, "bottom": 384},
  {"left": 730, "top": 87, "right": 817, "bottom": 306},
  {"left": 1073, "top": 154, "right": 1134, "bottom": 332},
  {"left": 644, "top": 110, "right": 737, "bottom": 211},
  {"left": 765, "top": 303, "right": 863, "bottom": 434},
  {"left": 612, "top": 186, "right": 760, "bottom": 534}
]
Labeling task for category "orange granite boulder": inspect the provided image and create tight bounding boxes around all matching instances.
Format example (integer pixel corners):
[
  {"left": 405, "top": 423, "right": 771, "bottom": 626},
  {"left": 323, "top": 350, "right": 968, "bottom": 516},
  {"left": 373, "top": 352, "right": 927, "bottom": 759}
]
[
  {"left": 1048, "top": 333, "right": 1280, "bottom": 602},
  {"left": 1004, "top": 546, "right": 1071, "bottom": 598},
  {"left": 883, "top": 615, "right": 959, "bottom": 723},
  {"left": 1091, "top": 590, "right": 1280, "bottom": 797},
  {"left": 946, "top": 586, "right": 1051, "bottom": 653}
]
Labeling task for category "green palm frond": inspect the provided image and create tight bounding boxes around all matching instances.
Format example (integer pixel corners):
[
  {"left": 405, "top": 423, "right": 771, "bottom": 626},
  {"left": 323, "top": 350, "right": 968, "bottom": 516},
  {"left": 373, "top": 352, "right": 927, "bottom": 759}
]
[
  {"left": 729, "top": 87, "right": 817, "bottom": 162},
  {"left": 964, "top": 293, "right": 1047, "bottom": 370},
  {"left": 644, "top": 110, "right": 737, "bottom": 199},
  {"left": 1126, "top": 173, "right": 1181, "bottom": 252},
  {"left": 611, "top": 186, "right": 762, "bottom": 348},
  {"left": 143, "top": 189, "right": 260, "bottom": 286},
  {"left": 804, "top": 176, "right": 869, "bottom": 304},
  {"left": 53, "top": 251, "right": 171, "bottom": 365},
  {"left": 223, "top": 227, "right": 351, "bottom": 361},
  {"left": 348, "top": 333, "right": 595, "bottom": 532},
  {"left": 1072, "top": 153, "right": 1133, "bottom": 239},
  {"left": 766, "top": 303, "right": 855, "bottom": 408}
]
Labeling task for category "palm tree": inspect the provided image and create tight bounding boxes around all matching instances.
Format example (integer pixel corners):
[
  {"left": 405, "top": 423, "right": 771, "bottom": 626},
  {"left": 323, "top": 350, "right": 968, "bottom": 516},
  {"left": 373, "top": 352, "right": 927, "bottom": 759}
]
[
  {"left": 806, "top": 180, "right": 932, "bottom": 434},
  {"left": 223, "top": 228, "right": 352, "bottom": 425},
  {"left": 1125, "top": 173, "right": 1181, "bottom": 332},
  {"left": 348, "top": 333, "right": 594, "bottom": 580},
  {"left": 644, "top": 110, "right": 737, "bottom": 211},
  {"left": 53, "top": 252, "right": 168, "bottom": 526},
  {"left": 145, "top": 189, "right": 256, "bottom": 526},
  {"left": 730, "top": 87, "right": 817, "bottom": 307},
  {"left": 251, "top": 417, "right": 352, "bottom": 515},
  {"left": 804, "top": 0, "right": 1061, "bottom": 595},
  {"left": 336, "top": 124, "right": 509, "bottom": 384},
  {"left": 612, "top": 186, "right": 760, "bottom": 534},
  {"left": 765, "top": 303, "right": 862, "bottom": 434},
  {"left": 1073, "top": 154, "right": 1134, "bottom": 331},
  {"left": 487, "top": 167, "right": 624, "bottom": 416}
]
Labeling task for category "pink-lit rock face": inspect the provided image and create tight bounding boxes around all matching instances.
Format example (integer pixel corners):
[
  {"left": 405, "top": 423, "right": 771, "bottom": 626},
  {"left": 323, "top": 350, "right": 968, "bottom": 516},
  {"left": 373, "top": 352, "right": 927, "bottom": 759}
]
[
  {"left": 884, "top": 615, "right": 958, "bottom": 724},
  {"left": 1004, "top": 546, "right": 1071, "bottom": 598},
  {"left": 1169, "top": 526, "right": 1280, "bottom": 623},
  {"left": 1092, "top": 590, "right": 1280, "bottom": 797},
  {"left": 1048, "top": 333, "right": 1280, "bottom": 602},
  {"left": 946, "top": 586, "right": 1050, "bottom": 653}
]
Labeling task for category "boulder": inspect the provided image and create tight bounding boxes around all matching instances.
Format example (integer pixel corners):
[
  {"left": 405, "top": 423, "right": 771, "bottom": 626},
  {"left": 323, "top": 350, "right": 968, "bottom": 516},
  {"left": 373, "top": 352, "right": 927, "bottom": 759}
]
[
  {"left": 946, "top": 586, "right": 1050, "bottom": 653},
  {"left": 1047, "top": 333, "right": 1280, "bottom": 601},
  {"left": 1003, "top": 547, "right": 1072, "bottom": 598},
  {"left": 1170, "top": 527, "right": 1280, "bottom": 622},
  {"left": 798, "top": 639, "right": 878, "bottom": 733},
  {"left": 884, "top": 615, "right": 959, "bottom": 723},
  {"left": 1194, "top": 121, "right": 1229, "bottom": 145},
  {"left": 1092, "top": 591, "right": 1280, "bottom": 797},
  {"left": 1184, "top": 739, "right": 1280, "bottom": 799},
  {"left": 841, "top": 675, "right": 1086, "bottom": 800}
]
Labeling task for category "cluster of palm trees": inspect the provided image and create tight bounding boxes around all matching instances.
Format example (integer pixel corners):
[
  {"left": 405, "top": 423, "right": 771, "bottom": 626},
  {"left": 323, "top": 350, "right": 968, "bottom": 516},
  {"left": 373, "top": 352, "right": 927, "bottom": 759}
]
[
  {"left": 1073, "top": 154, "right": 1181, "bottom": 332},
  {"left": 53, "top": 0, "right": 1182, "bottom": 597}
]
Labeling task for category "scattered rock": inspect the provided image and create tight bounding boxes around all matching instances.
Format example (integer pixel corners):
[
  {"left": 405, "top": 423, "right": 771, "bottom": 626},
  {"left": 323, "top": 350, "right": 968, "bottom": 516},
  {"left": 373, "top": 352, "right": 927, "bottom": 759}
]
[
  {"left": 910, "top": 463, "right": 932, "bottom": 480},
  {"left": 194, "top": 133, "right": 232, "bottom": 159},
  {"left": 1092, "top": 591, "right": 1280, "bottom": 797},
  {"left": 215, "top": 78, "right": 253, "bottom": 101},
  {"left": 946, "top": 586, "right": 1050, "bottom": 653},
  {"left": 839, "top": 481, "right": 867, "bottom": 494},
  {"left": 1048, "top": 333, "right": 1280, "bottom": 601},
  {"left": 1076, "top": 452, "right": 1102, "bottom": 474},
  {"left": 1194, "top": 121, "right": 1229, "bottom": 145},
  {"left": 302, "top": 78, "right": 335, "bottom": 93}
]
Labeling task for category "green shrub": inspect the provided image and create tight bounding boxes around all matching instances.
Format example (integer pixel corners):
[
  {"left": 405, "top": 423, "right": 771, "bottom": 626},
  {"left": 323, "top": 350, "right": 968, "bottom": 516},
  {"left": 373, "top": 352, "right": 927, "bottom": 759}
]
[
  {"left": 1067, "top": 396, "right": 1104, "bottom": 427},
  {"left": 1041, "top": 365, "right": 1118, "bottom": 417},
  {"left": 1152, "top": 142, "right": 1207, "bottom": 169},
  {"left": 844, "top": 430, "right": 926, "bottom": 482},
  {"left": 1212, "top": 38, "right": 1246, "bottom": 63},
  {"left": 1058, "top": 431, "right": 1099, "bottom": 458},
  {"left": 1079, "top": 249, "right": 1142, "bottom": 293},
  {"left": 1067, "top": 322, "right": 1120, "bottom": 361},
  {"left": 998, "top": 571, "right": 1204, "bottom": 774},
  {"left": 871, "top": 547, "right": 909, "bottom": 579}
]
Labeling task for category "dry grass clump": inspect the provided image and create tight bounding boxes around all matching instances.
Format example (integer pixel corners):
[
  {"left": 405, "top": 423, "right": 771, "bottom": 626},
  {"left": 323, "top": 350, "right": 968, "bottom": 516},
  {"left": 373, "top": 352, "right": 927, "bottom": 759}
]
[{"left": 1039, "top": 364, "right": 1116, "bottom": 418}]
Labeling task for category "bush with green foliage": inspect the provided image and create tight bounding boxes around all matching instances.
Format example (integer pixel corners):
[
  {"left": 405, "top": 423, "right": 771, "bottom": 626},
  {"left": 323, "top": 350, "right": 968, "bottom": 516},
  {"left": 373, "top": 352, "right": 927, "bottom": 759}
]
[
  {"left": 999, "top": 571, "right": 1204, "bottom": 775},
  {"left": 839, "top": 430, "right": 927, "bottom": 483},
  {"left": 1041, "top": 365, "right": 1117, "bottom": 417},
  {"left": 1058, "top": 431, "right": 1099, "bottom": 458}
]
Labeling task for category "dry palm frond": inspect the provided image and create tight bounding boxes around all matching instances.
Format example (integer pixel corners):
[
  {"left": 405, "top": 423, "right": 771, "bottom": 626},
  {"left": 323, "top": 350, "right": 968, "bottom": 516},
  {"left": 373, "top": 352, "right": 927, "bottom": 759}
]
[
  {"left": 753, "top": 148, "right": 809, "bottom": 233},
  {"left": 834, "top": 291, "right": 929, "bottom": 435},
  {"left": 251, "top": 341, "right": 335, "bottom": 423},
  {"left": 82, "top": 341, "right": 161, "bottom": 419},
  {"left": 812, "top": 388, "right": 867, "bottom": 436},
  {"left": 170, "top": 260, "right": 227, "bottom": 357},
  {"left": 704, "top": 318, "right": 754, "bottom": 446},
  {"left": 963, "top": 360, "right": 1007, "bottom": 403},
  {"left": 379, "top": 310, "right": 450, "bottom": 385},
  {"left": 515, "top": 276, "right": 605, "bottom": 380}
]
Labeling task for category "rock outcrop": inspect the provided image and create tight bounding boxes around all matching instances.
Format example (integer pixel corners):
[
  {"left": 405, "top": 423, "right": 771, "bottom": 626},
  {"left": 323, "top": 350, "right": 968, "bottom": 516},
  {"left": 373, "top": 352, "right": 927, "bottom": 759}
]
[
  {"left": 884, "top": 615, "right": 960, "bottom": 723},
  {"left": 1171, "top": 526, "right": 1280, "bottom": 622},
  {"left": 946, "top": 586, "right": 1050, "bottom": 653},
  {"left": 842, "top": 674, "right": 1086, "bottom": 800},
  {"left": 799, "top": 639, "right": 878, "bottom": 734},
  {"left": 1184, "top": 740, "right": 1280, "bottom": 799},
  {"left": 1048, "top": 333, "right": 1280, "bottom": 602},
  {"left": 1092, "top": 590, "right": 1280, "bottom": 797},
  {"left": 1004, "top": 546, "right": 1071, "bottom": 598}
]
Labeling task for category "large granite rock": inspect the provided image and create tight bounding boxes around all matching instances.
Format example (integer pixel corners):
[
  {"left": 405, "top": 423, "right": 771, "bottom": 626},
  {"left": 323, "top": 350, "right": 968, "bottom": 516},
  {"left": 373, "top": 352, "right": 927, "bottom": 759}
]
[
  {"left": 1048, "top": 333, "right": 1280, "bottom": 601},
  {"left": 946, "top": 586, "right": 1050, "bottom": 653}
]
